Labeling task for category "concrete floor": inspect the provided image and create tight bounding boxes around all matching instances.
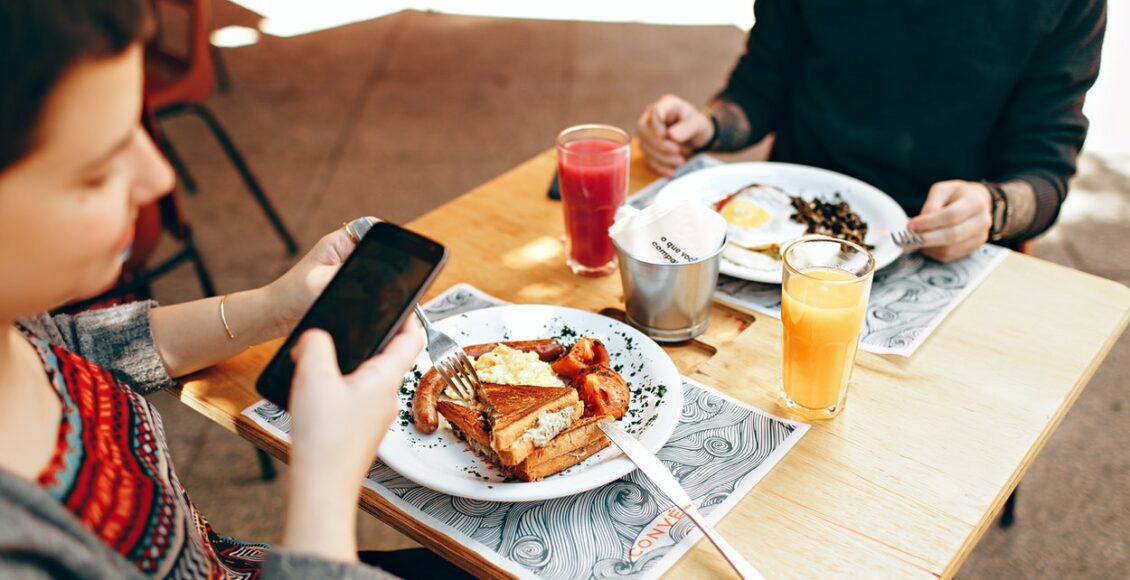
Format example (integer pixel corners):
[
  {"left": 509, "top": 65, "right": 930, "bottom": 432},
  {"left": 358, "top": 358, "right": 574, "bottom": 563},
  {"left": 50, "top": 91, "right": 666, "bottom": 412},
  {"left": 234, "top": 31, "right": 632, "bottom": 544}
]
[{"left": 145, "top": 3, "right": 1130, "bottom": 577}]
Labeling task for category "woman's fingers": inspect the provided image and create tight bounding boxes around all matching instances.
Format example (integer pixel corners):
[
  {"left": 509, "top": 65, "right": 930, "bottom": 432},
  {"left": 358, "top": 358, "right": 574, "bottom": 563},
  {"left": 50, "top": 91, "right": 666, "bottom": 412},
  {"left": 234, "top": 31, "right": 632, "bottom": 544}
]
[
  {"left": 347, "top": 320, "right": 424, "bottom": 392},
  {"left": 290, "top": 329, "right": 341, "bottom": 402}
]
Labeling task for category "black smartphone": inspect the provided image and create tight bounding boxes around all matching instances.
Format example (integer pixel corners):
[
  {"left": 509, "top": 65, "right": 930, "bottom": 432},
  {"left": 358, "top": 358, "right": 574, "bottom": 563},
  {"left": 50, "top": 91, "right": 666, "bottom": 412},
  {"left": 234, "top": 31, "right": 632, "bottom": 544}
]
[
  {"left": 547, "top": 173, "right": 561, "bottom": 200},
  {"left": 256, "top": 222, "right": 448, "bottom": 409}
]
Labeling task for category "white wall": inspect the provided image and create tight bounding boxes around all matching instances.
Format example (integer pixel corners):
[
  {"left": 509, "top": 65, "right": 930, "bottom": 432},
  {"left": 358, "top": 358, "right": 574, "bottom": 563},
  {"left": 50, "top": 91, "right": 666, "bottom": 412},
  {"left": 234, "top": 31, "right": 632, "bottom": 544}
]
[{"left": 1083, "top": 0, "right": 1129, "bottom": 158}]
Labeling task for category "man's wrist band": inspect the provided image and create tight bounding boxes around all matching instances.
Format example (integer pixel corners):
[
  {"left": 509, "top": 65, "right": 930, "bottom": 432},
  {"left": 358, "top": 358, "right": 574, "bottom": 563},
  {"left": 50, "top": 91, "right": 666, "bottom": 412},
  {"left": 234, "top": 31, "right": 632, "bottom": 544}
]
[
  {"left": 696, "top": 108, "right": 721, "bottom": 153},
  {"left": 982, "top": 180, "right": 1009, "bottom": 242}
]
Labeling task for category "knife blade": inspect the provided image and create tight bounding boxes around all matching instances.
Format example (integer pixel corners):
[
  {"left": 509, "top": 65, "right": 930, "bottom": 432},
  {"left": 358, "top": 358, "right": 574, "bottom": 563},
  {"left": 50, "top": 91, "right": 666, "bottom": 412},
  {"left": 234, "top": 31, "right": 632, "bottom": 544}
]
[{"left": 598, "top": 420, "right": 764, "bottom": 580}]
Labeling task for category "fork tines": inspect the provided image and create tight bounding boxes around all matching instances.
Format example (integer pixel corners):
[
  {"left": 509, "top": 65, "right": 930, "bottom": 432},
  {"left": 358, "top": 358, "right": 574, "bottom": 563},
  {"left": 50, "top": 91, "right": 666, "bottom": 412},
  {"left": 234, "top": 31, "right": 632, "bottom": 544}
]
[
  {"left": 891, "top": 229, "right": 924, "bottom": 247},
  {"left": 434, "top": 350, "right": 481, "bottom": 401}
]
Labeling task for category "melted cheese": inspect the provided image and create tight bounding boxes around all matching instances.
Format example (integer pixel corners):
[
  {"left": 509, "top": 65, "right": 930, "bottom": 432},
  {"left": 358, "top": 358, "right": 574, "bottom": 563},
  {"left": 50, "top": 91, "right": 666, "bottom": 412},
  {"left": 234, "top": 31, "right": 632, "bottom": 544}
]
[{"left": 519, "top": 406, "right": 575, "bottom": 448}]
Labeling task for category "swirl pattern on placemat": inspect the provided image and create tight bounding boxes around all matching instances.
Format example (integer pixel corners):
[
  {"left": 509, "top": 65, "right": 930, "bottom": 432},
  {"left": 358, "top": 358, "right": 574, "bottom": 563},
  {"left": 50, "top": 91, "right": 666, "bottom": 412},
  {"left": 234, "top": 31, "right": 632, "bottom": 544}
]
[
  {"left": 423, "top": 283, "right": 508, "bottom": 322},
  {"left": 714, "top": 244, "right": 1008, "bottom": 356},
  {"left": 251, "top": 400, "right": 290, "bottom": 433},
  {"left": 242, "top": 282, "right": 807, "bottom": 579},
  {"left": 363, "top": 382, "right": 799, "bottom": 579}
]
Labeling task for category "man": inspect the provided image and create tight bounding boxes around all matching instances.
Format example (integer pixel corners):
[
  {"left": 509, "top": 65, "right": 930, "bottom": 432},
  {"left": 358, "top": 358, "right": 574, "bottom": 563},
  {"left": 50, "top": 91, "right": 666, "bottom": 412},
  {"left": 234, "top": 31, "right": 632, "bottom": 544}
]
[{"left": 638, "top": 0, "right": 1106, "bottom": 262}]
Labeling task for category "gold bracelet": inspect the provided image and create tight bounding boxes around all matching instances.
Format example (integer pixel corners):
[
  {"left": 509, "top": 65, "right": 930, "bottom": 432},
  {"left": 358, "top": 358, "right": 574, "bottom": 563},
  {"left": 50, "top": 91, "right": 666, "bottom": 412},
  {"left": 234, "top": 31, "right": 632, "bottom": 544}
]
[{"left": 219, "top": 294, "right": 236, "bottom": 340}]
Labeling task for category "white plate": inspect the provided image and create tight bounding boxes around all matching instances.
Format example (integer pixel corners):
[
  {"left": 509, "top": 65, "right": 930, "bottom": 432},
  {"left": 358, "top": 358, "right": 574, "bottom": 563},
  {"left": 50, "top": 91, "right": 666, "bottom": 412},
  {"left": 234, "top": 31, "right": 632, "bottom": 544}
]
[
  {"left": 379, "top": 304, "right": 684, "bottom": 502},
  {"left": 655, "top": 162, "right": 909, "bottom": 284}
]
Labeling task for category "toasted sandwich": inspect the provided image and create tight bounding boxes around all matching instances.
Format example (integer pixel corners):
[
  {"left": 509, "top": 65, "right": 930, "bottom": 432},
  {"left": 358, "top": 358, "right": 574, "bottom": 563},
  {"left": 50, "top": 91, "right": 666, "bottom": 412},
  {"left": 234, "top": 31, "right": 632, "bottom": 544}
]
[
  {"left": 511, "top": 414, "right": 611, "bottom": 482},
  {"left": 480, "top": 384, "right": 583, "bottom": 466},
  {"left": 437, "top": 400, "right": 611, "bottom": 482},
  {"left": 436, "top": 400, "right": 497, "bottom": 463}
]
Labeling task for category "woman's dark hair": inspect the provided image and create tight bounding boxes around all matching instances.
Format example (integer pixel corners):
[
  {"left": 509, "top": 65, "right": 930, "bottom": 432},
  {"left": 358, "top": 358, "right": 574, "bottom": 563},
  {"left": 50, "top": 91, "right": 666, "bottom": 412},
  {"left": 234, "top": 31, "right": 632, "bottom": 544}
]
[{"left": 0, "top": 0, "right": 151, "bottom": 172}]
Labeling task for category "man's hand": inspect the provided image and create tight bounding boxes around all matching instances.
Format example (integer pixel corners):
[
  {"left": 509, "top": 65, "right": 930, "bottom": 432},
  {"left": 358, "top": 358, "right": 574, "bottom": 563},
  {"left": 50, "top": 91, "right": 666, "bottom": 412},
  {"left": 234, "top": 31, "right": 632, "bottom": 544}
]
[
  {"left": 636, "top": 94, "right": 714, "bottom": 176},
  {"left": 908, "top": 180, "right": 993, "bottom": 263}
]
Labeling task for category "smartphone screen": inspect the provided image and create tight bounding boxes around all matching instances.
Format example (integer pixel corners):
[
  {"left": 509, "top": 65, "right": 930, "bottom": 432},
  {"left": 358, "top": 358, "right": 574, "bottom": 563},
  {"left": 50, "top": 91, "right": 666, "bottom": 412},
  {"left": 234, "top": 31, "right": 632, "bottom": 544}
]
[{"left": 256, "top": 222, "right": 447, "bottom": 409}]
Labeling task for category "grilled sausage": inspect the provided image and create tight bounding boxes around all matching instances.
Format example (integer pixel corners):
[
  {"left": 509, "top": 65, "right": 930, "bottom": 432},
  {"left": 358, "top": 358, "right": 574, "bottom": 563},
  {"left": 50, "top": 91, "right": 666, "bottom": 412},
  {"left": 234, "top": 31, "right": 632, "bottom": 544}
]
[
  {"left": 463, "top": 339, "right": 565, "bottom": 361},
  {"left": 411, "top": 371, "right": 449, "bottom": 434},
  {"left": 412, "top": 338, "right": 565, "bottom": 433}
]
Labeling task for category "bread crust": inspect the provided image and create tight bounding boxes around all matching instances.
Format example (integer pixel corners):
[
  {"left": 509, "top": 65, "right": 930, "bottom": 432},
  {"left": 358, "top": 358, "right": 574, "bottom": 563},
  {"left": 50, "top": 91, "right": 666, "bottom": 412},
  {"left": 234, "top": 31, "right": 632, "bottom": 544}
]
[
  {"left": 439, "top": 402, "right": 613, "bottom": 483},
  {"left": 483, "top": 385, "right": 581, "bottom": 466}
]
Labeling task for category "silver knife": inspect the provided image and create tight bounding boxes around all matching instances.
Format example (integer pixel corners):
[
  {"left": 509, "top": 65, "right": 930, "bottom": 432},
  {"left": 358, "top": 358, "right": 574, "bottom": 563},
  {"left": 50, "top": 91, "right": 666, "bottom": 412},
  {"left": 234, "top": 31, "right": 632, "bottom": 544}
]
[{"left": 597, "top": 420, "right": 765, "bottom": 580}]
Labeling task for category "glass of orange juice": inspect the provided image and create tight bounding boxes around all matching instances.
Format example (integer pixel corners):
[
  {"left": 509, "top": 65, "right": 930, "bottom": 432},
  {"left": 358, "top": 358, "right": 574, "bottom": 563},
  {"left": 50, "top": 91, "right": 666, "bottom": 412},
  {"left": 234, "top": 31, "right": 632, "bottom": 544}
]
[{"left": 780, "top": 235, "right": 875, "bottom": 420}]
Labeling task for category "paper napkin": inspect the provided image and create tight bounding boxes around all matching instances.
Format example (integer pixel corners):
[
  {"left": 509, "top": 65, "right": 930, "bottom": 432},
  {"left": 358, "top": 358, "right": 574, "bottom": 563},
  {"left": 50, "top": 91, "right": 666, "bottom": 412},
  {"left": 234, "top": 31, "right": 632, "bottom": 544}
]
[{"left": 609, "top": 198, "right": 726, "bottom": 264}]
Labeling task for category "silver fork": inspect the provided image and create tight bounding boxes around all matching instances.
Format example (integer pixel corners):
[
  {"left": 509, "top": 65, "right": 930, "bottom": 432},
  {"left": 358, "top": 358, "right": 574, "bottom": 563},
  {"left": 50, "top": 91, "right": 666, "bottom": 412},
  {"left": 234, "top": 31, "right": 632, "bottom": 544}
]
[
  {"left": 891, "top": 229, "right": 924, "bottom": 247},
  {"left": 413, "top": 305, "right": 481, "bottom": 401}
]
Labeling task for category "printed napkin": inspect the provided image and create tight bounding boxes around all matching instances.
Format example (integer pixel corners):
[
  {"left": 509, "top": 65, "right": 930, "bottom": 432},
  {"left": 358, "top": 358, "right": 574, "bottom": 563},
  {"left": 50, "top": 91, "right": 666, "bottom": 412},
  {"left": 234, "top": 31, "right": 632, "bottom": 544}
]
[
  {"left": 609, "top": 200, "right": 726, "bottom": 264},
  {"left": 242, "top": 283, "right": 808, "bottom": 579},
  {"left": 630, "top": 155, "right": 1011, "bottom": 357}
]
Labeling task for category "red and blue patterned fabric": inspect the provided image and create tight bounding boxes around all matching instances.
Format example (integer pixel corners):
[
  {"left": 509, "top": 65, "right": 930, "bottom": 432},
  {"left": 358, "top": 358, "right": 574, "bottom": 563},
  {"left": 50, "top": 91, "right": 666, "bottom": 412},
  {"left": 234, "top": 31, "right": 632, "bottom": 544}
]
[{"left": 25, "top": 330, "right": 268, "bottom": 579}]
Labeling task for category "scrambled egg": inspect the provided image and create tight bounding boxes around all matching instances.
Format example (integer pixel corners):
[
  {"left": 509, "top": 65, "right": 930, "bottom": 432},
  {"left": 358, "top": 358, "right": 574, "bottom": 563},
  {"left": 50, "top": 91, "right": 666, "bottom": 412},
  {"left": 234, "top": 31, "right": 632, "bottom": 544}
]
[{"left": 473, "top": 344, "right": 566, "bottom": 387}]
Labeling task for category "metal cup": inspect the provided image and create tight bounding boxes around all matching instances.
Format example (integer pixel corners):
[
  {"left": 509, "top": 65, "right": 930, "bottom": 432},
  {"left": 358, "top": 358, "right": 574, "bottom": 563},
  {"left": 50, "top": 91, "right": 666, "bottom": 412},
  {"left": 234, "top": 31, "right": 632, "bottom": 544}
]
[{"left": 613, "top": 237, "right": 725, "bottom": 342}]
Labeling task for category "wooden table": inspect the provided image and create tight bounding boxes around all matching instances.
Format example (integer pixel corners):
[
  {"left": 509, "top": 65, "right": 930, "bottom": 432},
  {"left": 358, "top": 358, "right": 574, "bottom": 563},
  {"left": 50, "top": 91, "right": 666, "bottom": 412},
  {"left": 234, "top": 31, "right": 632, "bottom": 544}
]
[{"left": 177, "top": 146, "right": 1130, "bottom": 578}]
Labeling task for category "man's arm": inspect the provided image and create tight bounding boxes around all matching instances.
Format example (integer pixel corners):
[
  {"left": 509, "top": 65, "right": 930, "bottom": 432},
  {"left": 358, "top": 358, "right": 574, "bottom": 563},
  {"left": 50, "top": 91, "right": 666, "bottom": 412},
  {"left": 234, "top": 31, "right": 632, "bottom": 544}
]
[
  {"left": 705, "top": 100, "right": 756, "bottom": 153},
  {"left": 706, "top": 0, "right": 803, "bottom": 152},
  {"left": 987, "top": 0, "right": 1106, "bottom": 242}
]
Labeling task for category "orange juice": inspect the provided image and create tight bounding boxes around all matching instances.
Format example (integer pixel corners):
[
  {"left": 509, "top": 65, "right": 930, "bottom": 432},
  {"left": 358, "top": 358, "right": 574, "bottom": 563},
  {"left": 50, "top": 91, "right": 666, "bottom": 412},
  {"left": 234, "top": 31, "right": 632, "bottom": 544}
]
[{"left": 781, "top": 267, "right": 869, "bottom": 417}]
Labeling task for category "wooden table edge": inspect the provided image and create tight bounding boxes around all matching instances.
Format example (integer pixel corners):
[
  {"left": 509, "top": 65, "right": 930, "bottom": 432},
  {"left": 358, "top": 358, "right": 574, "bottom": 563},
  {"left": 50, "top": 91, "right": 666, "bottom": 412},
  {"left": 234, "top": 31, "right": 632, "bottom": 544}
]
[{"left": 942, "top": 279, "right": 1130, "bottom": 578}]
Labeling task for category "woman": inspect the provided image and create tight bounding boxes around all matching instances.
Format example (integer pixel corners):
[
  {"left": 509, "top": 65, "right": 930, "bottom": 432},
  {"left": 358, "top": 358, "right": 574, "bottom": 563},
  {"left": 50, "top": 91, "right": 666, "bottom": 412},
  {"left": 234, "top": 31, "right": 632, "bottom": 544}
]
[{"left": 0, "top": 1, "right": 436, "bottom": 577}]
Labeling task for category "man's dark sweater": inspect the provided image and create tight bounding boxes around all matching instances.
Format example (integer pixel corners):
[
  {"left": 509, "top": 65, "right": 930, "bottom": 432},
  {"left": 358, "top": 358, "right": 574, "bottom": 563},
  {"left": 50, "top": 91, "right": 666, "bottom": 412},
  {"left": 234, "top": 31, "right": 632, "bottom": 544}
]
[{"left": 717, "top": 0, "right": 1105, "bottom": 241}]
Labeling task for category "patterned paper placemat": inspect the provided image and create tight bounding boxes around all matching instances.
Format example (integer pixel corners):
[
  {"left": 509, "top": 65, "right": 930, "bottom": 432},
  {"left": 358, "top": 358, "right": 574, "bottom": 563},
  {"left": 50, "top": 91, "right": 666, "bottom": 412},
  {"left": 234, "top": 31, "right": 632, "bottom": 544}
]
[
  {"left": 630, "top": 156, "right": 1011, "bottom": 357},
  {"left": 715, "top": 245, "right": 1008, "bottom": 356},
  {"left": 242, "top": 284, "right": 808, "bottom": 579}
]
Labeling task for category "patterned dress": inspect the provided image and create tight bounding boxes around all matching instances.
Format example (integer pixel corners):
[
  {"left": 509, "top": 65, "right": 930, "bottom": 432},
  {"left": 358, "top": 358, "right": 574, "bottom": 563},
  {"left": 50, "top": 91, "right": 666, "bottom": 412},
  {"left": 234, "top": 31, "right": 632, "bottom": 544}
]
[{"left": 25, "top": 329, "right": 270, "bottom": 579}]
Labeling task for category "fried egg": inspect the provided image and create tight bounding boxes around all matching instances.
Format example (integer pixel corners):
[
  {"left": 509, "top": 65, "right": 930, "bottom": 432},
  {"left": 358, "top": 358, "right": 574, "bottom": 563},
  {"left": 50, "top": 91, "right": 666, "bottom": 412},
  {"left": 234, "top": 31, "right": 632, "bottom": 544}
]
[{"left": 714, "top": 184, "right": 807, "bottom": 249}]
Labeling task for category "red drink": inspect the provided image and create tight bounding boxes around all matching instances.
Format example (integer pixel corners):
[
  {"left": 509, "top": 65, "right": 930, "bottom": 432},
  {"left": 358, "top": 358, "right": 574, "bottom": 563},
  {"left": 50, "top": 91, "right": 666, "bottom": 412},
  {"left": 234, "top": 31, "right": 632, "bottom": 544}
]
[{"left": 556, "top": 126, "right": 630, "bottom": 276}]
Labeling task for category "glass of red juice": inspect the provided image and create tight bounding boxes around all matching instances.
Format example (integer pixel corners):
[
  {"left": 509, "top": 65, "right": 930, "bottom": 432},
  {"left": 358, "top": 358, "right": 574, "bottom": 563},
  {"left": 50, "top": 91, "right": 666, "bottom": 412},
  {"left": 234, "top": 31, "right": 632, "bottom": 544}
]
[{"left": 556, "top": 124, "right": 630, "bottom": 277}]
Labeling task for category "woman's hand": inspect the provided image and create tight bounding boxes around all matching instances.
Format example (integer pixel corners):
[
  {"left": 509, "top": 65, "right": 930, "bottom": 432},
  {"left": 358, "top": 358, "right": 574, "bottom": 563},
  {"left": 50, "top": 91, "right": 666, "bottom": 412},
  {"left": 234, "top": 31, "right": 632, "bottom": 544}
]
[
  {"left": 908, "top": 180, "right": 993, "bottom": 263},
  {"left": 636, "top": 94, "right": 714, "bottom": 176},
  {"left": 148, "top": 218, "right": 381, "bottom": 378},
  {"left": 265, "top": 218, "right": 377, "bottom": 337},
  {"left": 282, "top": 323, "right": 424, "bottom": 562}
]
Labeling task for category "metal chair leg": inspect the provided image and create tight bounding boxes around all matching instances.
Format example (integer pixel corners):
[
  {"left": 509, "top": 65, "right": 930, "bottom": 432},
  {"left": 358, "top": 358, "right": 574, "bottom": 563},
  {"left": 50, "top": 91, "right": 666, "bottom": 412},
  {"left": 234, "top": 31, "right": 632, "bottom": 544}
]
[
  {"left": 211, "top": 43, "right": 231, "bottom": 94},
  {"left": 183, "top": 228, "right": 217, "bottom": 297},
  {"left": 155, "top": 127, "right": 198, "bottom": 193},
  {"left": 255, "top": 448, "right": 277, "bottom": 481},
  {"left": 157, "top": 102, "right": 299, "bottom": 255},
  {"left": 999, "top": 486, "right": 1018, "bottom": 529}
]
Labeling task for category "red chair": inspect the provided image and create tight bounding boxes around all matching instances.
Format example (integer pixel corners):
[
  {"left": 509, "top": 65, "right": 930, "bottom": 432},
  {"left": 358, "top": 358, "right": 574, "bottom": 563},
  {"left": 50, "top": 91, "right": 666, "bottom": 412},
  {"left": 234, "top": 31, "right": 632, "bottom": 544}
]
[{"left": 145, "top": 0, "right": 297, "bottom": 255}]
